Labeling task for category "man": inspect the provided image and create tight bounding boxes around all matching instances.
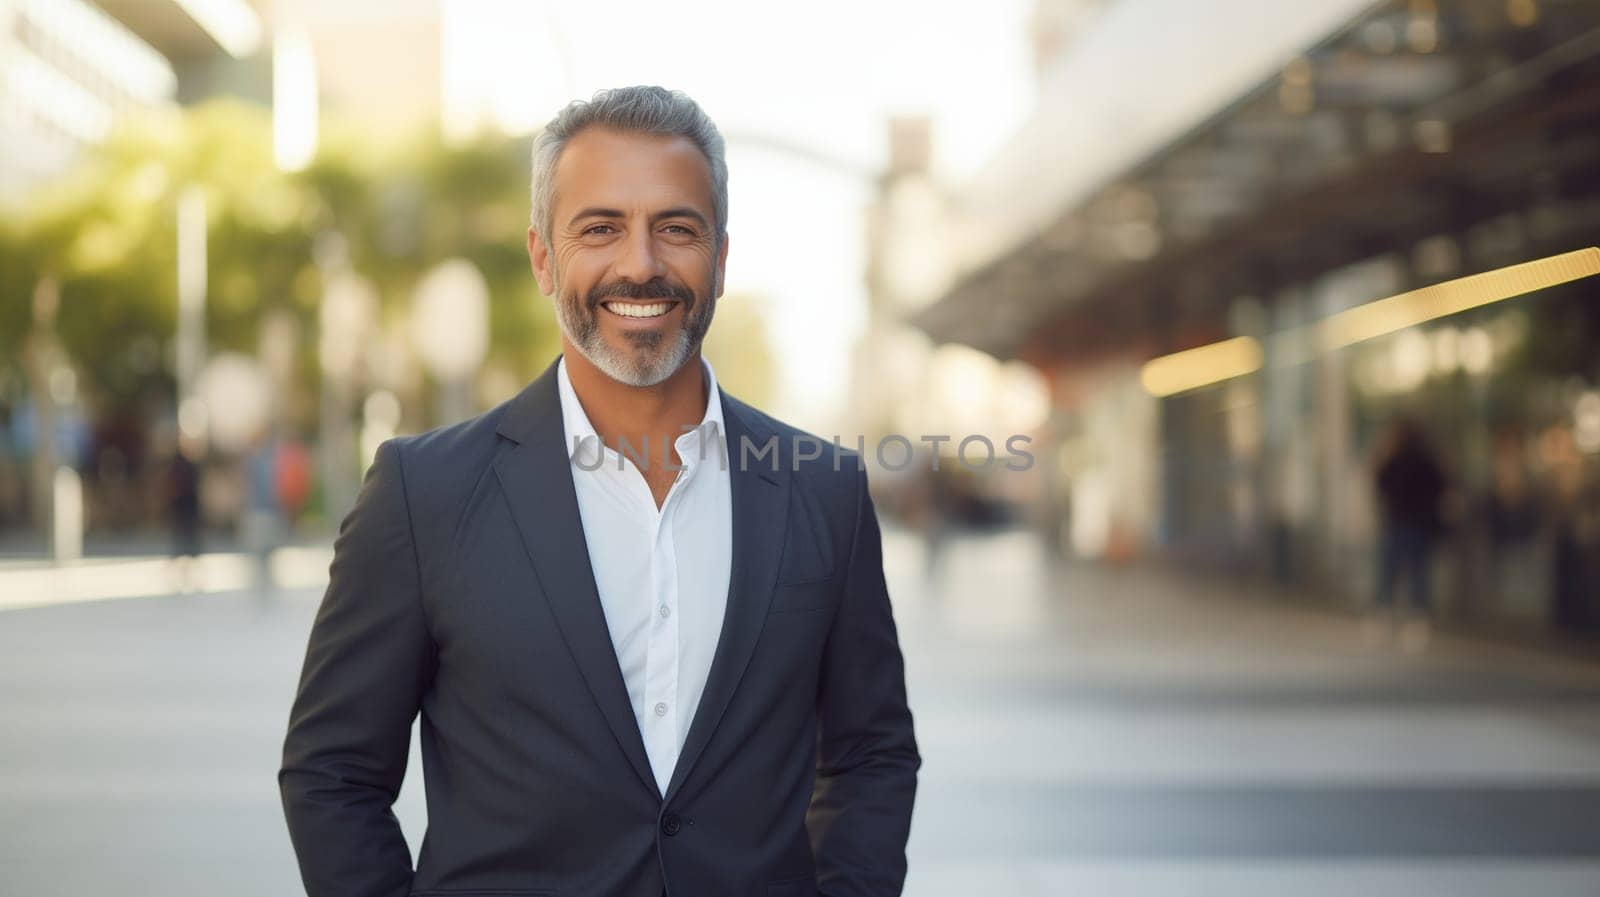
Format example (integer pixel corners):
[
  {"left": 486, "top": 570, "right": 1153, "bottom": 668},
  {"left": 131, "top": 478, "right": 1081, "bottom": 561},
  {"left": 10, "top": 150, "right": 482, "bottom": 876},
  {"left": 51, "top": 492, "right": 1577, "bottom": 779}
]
[{"left": 280, "top": 86, "right": 920, "bottom": 897}]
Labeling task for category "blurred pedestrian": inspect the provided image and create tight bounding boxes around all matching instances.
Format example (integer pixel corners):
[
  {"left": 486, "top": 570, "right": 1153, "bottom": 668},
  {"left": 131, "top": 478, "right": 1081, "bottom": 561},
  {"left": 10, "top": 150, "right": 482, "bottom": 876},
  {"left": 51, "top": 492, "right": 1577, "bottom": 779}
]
[
  {"left": 273, "top": 434, "right": 313, "bottom": 528},
  {"left": 1483, "top": 429, "right": 1540, "bottom": 615},
  {"left": 166, "top": 432, "right": 203, "bottom": 593},
  {"left": 1543, "top": 425, "right": 1599, "bottom": 632},
  {"left": 1367, "top": 415, "right": 1448, "bottom": 651},
  {"left": 243, "top": 428, "right": 284, "bottom": 597},
  {"left": 916, "top": 465, "right": 953, "bottom": 588}
]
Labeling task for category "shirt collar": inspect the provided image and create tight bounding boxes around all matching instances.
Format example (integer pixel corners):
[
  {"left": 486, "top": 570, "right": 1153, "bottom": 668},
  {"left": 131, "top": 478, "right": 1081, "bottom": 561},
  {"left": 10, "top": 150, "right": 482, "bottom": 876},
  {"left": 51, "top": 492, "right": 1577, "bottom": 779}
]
[{"left": 555, "top": 354, "right": 726, "bottom": 469}]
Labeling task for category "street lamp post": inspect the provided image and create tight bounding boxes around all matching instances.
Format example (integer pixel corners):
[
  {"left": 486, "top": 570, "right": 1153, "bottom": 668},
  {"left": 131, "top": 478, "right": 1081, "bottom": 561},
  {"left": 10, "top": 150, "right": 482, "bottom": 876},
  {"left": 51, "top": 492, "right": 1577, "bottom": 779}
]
[
  {"left": 176, "top": 186, "right": 209, "bottom": 446},
  {"left": 317, "top": 257, "right": 377, "bottom": 525},
  {"left": 24, "top": 277, "right": 60, "bottom": 554},
  {"left": 411, "top": 258, "right": 489, "bottom": 426}
]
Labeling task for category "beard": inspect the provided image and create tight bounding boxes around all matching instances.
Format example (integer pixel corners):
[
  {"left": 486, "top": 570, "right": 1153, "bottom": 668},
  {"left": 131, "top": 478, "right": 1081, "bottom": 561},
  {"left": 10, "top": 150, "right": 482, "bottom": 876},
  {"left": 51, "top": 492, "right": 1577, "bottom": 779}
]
[{"left": 552, "top": 268, "right": 717, "bottom": 388}]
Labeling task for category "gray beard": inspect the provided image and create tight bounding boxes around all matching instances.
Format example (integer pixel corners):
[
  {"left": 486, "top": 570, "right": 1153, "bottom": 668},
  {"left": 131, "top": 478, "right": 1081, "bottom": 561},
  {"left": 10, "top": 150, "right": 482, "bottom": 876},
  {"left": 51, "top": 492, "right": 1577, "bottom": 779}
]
[{"left": 552, "top": 273, "right": 717, "bottom": 388}]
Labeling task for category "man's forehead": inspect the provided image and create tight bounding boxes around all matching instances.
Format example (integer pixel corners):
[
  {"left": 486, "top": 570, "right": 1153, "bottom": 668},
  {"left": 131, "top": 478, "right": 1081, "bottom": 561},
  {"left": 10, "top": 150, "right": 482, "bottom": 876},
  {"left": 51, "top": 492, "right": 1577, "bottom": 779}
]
[{"left": 553, "top": 126, "right": 714, "bottom": 216}]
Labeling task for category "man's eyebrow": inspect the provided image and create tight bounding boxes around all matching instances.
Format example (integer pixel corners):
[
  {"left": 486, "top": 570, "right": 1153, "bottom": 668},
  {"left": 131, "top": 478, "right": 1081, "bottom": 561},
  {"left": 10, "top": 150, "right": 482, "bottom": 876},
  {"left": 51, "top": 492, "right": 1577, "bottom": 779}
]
[
  {"left": 652, "top": 207, "right": 710, "bottom": 229},
  {"left": 568, "top": 207, "right": 625, "bottom": 224}
]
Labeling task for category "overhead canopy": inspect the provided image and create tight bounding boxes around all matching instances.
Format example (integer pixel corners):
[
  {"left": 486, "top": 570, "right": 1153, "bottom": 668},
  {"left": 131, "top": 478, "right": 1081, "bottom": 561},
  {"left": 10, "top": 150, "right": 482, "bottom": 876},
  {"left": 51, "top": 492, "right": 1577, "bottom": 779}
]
[{"left": 917, "top": 0, "right": 1600, "bottom": 361}]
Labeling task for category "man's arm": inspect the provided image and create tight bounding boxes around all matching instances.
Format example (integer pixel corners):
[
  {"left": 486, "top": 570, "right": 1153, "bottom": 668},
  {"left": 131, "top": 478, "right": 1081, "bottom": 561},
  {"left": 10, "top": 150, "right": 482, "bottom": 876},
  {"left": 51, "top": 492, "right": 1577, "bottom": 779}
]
[
  {"left": 279, "top": 439, "right": 436, "bottom": 897},
  {"left": 809, "top": 466, "right": 921, "bottom": 897}
]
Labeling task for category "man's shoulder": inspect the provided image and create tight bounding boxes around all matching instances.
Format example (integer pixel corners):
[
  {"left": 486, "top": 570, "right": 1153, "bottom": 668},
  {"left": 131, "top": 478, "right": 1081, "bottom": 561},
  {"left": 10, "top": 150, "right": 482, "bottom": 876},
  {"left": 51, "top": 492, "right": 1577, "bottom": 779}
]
[
  {"left": 721, "top": 394, "right": 865, "bottom": 493},
  {"left": 382, "top": 397, "right": 514, "bottom": 510},
  {"left": 391, "top": 400, "right": 508, "bottom": 464}
]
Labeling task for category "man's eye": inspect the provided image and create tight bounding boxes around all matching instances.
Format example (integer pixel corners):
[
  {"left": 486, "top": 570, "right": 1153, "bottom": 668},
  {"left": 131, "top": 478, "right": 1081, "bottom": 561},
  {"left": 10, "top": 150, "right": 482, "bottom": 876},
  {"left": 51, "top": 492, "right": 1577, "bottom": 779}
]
[
  {"left": 663, "top": 224, "right": 693, "bottom": 235},
  {"left": 584, "top": 224, "right": 616, "bottom": 235}
]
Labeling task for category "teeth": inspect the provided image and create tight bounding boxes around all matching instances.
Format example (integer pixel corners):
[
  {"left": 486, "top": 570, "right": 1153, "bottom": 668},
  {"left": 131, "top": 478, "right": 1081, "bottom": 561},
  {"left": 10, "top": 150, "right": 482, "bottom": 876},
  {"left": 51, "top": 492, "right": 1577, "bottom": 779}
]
[{"left": 605, "top": 301, "right": 672, "bottom": 318}]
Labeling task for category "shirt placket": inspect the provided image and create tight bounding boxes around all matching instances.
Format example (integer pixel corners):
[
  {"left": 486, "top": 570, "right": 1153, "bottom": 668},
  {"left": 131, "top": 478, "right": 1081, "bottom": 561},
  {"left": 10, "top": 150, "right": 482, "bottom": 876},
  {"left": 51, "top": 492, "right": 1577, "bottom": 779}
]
[{"left": 641, "top": 441, "right": 695, "bottom": 793}]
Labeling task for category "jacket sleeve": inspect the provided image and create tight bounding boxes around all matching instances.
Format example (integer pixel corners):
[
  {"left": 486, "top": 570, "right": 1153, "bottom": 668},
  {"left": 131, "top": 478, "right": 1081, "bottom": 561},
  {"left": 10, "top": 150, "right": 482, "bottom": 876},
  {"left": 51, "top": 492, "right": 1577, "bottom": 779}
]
[
  {"left": 808, "top": 466, "right": 921, "bottom": 896},
  {"left": 279, "top": 438, "right": 437, "bottom": 897}
]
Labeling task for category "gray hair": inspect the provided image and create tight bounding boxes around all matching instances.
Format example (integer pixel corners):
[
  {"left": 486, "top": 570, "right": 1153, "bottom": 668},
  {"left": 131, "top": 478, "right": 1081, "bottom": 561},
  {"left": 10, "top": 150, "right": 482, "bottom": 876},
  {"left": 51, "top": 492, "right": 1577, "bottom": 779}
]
[{"left": 530, "top": 85, "right": 728, "bottom": 247}]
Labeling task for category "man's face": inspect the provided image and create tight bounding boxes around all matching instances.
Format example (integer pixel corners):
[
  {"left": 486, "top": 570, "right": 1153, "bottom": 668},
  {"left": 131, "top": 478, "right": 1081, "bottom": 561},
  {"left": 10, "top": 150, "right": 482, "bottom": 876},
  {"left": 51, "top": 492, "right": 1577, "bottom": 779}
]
[{"left": 528, "top": 127, "right": 728, "bottom": 387}]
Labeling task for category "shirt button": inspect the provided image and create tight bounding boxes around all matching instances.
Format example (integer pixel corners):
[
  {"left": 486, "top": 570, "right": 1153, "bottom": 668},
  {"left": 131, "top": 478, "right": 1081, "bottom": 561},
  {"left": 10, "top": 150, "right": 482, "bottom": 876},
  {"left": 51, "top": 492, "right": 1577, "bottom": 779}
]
[
  {"left": 654, "top": 702, "right": 668, "bottom": 717},
  {"left": 659, "top": 604, "right": 671, "bottom": 618}
]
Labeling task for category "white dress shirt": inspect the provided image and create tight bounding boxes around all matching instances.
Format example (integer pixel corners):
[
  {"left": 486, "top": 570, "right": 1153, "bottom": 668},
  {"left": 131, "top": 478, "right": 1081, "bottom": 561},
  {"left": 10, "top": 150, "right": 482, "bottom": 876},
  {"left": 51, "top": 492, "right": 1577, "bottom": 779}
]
[{"left": 556, "top": 355, "right": 733, "bottom": 796}]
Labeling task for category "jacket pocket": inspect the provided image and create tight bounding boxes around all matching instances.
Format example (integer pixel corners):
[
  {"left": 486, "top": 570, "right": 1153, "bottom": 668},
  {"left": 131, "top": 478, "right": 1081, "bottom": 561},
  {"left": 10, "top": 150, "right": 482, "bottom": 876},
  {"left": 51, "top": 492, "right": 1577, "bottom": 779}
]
[{"left": 769, "top": 580, "right": 832, "bottom": 614}]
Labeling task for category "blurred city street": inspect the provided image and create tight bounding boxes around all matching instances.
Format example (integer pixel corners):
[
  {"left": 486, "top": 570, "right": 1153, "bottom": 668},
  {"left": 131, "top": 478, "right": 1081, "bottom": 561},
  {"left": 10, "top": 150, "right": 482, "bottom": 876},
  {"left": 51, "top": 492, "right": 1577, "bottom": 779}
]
[
  {"left": 3, "top": 524, "right": 1599, "bottom": 897},
  {"left": 5, "top": 1, "right": 1600, "bottom": 894}
]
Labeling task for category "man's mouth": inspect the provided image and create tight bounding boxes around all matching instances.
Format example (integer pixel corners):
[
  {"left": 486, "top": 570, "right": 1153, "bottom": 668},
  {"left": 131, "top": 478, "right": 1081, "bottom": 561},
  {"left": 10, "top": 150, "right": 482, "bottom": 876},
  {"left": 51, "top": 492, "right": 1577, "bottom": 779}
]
[{"left": 601, "top": 300, "right": 678, "bottom": 319}]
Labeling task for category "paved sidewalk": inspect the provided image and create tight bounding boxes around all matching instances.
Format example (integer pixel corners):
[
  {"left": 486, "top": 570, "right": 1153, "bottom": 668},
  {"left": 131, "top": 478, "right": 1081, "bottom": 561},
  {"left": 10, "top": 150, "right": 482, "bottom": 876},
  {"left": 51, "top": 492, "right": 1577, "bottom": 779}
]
[
  {"left": 893, "top": 528, "right": 1600, "bottom": 896},
  {"left": 0, "top": 525, "right": 1597, "bottom": 896}
]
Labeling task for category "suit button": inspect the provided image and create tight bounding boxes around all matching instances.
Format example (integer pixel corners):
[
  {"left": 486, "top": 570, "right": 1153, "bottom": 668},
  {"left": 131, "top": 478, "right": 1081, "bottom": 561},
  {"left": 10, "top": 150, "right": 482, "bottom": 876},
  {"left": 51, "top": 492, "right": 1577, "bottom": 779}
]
[{"left": 661, "top": 813, "right": 682, "bottom": 836}]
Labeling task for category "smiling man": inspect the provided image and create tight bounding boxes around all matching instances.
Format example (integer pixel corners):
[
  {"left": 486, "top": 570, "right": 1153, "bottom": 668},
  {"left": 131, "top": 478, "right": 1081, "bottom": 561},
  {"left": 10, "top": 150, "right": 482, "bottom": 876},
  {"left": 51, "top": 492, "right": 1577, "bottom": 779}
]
[{"left": 280, "top": 86, "right": 920, "bottom": 897}]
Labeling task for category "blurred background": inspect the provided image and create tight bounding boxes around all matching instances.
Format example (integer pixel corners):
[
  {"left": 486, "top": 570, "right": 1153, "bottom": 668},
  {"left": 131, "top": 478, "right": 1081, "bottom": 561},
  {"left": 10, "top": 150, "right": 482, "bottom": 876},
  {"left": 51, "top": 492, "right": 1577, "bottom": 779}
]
[{"left": 3, "top": 0, "right": 1600, "bottom": 894}]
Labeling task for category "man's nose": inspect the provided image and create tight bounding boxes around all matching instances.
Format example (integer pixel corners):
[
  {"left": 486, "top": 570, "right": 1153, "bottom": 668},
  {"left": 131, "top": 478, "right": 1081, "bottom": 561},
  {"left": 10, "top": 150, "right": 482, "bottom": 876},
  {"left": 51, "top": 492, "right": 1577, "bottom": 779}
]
[{"left": 613, "top": 227, "right": 666, "bottom": 283}]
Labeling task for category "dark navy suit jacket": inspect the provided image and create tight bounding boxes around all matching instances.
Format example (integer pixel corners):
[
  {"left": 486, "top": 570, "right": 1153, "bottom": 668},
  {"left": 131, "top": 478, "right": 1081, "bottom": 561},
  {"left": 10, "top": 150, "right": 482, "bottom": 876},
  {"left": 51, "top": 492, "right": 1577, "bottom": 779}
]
[{"left": 279, "top": 355, "right": 920, "bottom": 897}]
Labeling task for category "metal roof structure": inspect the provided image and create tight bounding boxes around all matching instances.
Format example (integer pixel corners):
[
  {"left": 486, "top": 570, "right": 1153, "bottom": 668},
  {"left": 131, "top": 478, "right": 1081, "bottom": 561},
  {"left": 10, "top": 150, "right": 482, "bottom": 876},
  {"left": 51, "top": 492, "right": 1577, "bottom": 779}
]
[{"left": 915, "top": 0, "right": 1600, "bottom": 363}]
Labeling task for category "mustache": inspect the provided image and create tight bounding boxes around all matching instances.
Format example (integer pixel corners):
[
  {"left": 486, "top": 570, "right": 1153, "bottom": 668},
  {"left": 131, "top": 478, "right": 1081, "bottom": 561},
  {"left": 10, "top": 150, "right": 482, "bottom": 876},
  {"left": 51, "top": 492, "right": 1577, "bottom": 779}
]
[{"left": 586, "top": 277, "right": 694, "bottom": 308}]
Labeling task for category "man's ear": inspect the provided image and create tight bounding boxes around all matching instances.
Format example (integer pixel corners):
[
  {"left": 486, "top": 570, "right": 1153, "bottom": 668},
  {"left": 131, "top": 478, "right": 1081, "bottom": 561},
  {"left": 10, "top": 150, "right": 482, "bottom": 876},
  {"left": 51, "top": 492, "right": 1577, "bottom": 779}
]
[
  {"left": 713, "top": 231, "right": 730, "bottom": 298},
  {"left": 527, "top": 227, "right": 555, "bottom": 296}
]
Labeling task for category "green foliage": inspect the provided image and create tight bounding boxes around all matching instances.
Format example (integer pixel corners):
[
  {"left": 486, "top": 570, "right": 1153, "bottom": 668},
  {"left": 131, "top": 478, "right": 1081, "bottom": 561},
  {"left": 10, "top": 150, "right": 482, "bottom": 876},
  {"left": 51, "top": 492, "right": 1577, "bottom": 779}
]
[
  {"left": 0, "top": 100, "right": 567, "bottom": 428},
  {"left": 2, "top": 102, "right": 316, "bottom": 414}
]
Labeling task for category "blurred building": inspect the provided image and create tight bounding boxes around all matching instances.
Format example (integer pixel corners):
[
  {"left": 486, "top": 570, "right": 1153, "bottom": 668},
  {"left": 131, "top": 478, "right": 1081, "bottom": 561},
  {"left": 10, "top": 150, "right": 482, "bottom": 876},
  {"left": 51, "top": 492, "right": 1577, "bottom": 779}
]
[
  {"left": 2, "top": 0, "right": 442, "bottom": 205},
  {"left": 885, "top": 0, "right": 1600, "bottom": 631},
  {"left": 0, "top": 0, "right": 285, "bottom": 201},
  {"left": 0, "top": 0, "right": 178, "bottom": 200},
  {"left": 269, "top": 0, "right": 440, "bottom": 139},
  {"left": 852, "top": 3, "right": 1098, "bottom": 525},
  {"left": 97, "top": 0, "right": 268, "bottom": 102},
  {"left": 102, "top": 0, "right": 442, "bottom": 134}
]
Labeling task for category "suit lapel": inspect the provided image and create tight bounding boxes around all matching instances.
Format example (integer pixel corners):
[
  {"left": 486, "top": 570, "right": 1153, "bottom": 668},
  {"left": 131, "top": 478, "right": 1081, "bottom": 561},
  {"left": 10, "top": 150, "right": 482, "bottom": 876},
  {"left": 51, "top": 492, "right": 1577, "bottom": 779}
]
[
  {"left": 664, "top": 393, "right": 790, "bottom": 804},
  {"left": 491, "top": 356, "right": 657, "bottom": 797}
]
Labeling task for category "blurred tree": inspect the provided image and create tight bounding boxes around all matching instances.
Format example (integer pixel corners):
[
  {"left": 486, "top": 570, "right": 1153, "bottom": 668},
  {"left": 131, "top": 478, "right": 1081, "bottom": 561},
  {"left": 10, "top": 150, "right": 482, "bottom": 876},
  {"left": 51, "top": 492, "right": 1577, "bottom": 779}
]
[
  {"left": 0, "top": 102, "right": 317, "bottom": 420},
  {"left": 0, "top": 100, "right": 571, "bottom": 438},
  {"left": 703, "top": 293, "right": 775, "bottom": 408},
  {"left": 0, "top": 100, "right": 790, "bottom": 540}
]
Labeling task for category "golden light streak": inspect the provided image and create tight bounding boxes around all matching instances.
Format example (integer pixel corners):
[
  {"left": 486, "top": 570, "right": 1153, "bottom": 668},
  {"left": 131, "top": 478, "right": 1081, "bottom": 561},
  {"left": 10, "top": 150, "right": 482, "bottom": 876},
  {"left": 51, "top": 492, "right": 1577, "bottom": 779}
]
[
  {"left": 1140, "top": 336, "right": 1263, "bottom": 398},
  {"left": 1138, "top": 247, "right": 1600, "bottom": 398},
  {"left": 1319, "top": 247, "right": 1600, "bottom": 350}
]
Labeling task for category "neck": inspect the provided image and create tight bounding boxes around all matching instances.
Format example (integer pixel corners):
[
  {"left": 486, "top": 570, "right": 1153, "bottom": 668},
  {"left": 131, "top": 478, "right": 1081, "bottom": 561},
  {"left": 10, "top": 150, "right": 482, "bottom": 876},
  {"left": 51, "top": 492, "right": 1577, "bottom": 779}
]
[{"left": 561, "top": 341, "right": 708, "bottom": 471}]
